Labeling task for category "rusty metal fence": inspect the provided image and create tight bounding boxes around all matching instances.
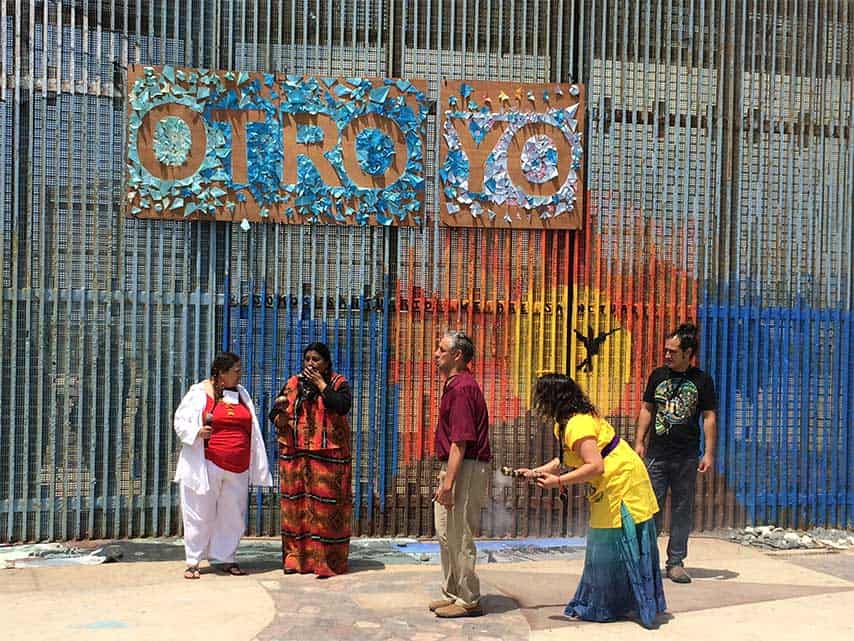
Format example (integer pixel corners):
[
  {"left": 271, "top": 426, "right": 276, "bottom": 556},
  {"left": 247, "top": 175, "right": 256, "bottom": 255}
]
[{"left": 0, "top": 1, "right": 851, "bottom": 542}]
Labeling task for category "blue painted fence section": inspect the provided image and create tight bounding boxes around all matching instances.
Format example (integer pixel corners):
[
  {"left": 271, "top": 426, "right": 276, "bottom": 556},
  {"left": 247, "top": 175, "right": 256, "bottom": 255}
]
[
  {"left": 221, "top": 285, "right": 399, "bottom": 535},
  {"left": 700, "top": 303, "right": 854, "bottom": 528}
]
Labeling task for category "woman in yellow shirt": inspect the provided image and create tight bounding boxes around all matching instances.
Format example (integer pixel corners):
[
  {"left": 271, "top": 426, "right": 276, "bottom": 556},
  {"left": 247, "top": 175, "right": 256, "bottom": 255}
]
[{"left": 516, "top": 373, "right": 666, "bottom": 628}]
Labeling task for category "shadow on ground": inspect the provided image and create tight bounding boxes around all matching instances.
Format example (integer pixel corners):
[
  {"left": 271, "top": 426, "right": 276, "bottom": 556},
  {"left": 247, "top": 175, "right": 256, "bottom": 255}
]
[{"left": 687, "top": 566, "right": 739, "bottom": 580}]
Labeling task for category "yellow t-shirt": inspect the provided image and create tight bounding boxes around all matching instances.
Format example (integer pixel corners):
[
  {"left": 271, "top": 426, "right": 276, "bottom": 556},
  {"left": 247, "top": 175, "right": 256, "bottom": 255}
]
[{"left": 555, "top": 413, "right": 659, "bottom": 529}]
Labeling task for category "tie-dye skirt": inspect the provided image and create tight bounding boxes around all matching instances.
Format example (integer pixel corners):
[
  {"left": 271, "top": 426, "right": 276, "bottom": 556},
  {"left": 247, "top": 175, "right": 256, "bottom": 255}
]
[{"left": 565, "top": 504, "right": 667, "bottom": 628}]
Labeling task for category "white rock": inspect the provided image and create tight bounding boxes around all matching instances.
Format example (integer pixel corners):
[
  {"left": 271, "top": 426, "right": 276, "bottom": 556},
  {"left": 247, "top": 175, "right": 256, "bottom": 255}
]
[
  {"left": 756, "top": 526, "right": 774, "bottom": 537},
  {"left": 353, "top": 621, "right": 382, "bottom": 629},
  {"left": 783, "top": 532, "right": 801, "bottom": 544},
  {"left": 800, "top": 535, "right": 814, "bottom": 547},
  {"left": 744, "top": 526, "right": 756, "bottom": 535}
]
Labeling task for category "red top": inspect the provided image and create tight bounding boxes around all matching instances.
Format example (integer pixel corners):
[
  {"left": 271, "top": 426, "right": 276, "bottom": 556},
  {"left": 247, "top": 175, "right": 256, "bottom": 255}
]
[
  {"left": 204, "top": 394, "right": 252, "bottom": 473},
  {"left": 434, "top": 369, "right": 491, "bottom": 462}
]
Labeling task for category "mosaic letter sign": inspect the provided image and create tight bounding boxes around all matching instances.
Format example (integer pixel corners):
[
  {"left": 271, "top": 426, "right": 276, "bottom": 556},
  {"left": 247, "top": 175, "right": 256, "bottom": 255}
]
[
  {"left": 439, "top": 80, "right": 584, "bottom": 229},
  {"left": 125, "top": 65, "right": 429, "bottom": 225}
]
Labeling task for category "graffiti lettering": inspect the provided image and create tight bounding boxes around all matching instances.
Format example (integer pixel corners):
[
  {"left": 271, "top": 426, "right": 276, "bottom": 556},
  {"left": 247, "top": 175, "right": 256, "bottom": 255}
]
[{"left": 394, "top": 298, "right": 563, "bottom": 315}]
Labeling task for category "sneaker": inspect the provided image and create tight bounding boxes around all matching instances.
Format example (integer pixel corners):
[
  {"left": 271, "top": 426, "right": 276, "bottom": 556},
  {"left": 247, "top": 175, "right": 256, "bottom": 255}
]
[
  {"left": 667, "top": 565, "right": 692, "bottom": 584},
  {"left": 435, "top": 603, "right": 484, "bottom": 618},
  {"left": 428, "top": 598, "right": 454, "bottom": 612}
]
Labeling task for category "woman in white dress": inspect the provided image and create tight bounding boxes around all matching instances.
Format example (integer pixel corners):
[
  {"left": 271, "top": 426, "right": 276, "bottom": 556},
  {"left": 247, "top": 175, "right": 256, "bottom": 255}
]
[{"left": 173, "top": 352, "right": 273, "bottom": 578}]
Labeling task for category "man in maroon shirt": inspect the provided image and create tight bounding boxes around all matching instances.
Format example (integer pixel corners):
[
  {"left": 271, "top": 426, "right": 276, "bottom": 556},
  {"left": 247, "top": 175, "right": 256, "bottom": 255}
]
[{"left": 430, "top": 331, "right": 491, "bottom": 618}]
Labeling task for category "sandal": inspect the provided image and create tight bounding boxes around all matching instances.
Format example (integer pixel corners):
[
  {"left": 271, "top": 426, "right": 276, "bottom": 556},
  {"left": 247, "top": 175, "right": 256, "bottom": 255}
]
[
  {"left": 183, "top": 566, "right": 200, "bottom": 580},
  {"left": 222, "top": 563, "right": 247, "bottom": 576}
]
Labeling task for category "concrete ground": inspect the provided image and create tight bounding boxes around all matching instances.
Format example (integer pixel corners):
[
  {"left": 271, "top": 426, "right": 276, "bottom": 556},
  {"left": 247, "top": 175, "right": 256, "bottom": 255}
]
[{"left": 4, "top": 536, "right": 854, "bottom": 641}]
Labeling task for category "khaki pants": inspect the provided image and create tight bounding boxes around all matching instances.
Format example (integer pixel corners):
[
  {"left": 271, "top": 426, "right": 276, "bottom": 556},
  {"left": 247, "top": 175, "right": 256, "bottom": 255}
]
[{"left": 434, "top": 459, "right": 490, "bottom": 608}]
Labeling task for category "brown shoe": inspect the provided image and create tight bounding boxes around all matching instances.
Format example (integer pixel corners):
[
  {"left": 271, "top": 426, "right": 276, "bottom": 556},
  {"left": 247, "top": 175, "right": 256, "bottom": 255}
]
[
  {"left": 428, "top": 598, "right": 455, "bottom": 612},
  {"left": 435, "top": 603, "right": 483, "bottom": 618},
  {"left": 667, "top": 565, "right": 692, "bottom": 584}
]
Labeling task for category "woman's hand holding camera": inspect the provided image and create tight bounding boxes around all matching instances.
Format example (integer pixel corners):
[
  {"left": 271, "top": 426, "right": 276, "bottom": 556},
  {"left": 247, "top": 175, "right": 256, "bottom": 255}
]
[{"left": 301, "top": 365, "right": 327, "bottom": 392}]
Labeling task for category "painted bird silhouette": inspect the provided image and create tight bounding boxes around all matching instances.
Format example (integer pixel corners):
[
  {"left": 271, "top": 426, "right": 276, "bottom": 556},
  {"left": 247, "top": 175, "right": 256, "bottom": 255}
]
[{"left": 575, "top": 326, "right": 622, "bottom": 373}]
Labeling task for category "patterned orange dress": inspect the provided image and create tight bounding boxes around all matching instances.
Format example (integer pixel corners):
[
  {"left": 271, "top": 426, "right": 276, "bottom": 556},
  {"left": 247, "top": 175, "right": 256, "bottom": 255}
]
[{"left": 271, "top": 373, "right": 352, "bottom": 577}]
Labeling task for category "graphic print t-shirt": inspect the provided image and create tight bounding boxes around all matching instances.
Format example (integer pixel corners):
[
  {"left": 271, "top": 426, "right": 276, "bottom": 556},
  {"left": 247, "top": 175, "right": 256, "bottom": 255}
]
[{"left": 643, "top": 366, "right": 717, "bottom": 458}]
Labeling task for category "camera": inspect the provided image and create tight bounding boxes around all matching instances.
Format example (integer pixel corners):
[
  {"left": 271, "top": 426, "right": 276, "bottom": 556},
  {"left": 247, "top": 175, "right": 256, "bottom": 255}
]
[{"left": 297, "top": 371, "right": 320, "bottom": 401}]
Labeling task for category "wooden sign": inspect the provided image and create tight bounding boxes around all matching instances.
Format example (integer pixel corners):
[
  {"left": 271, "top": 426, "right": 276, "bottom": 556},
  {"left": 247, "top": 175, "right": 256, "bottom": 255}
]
[
  {"left": 125, "top": 65, "right": 429, "bottom": 226},
  {"left": 438, "top": 79, "right": 585, "bottom": 229}
]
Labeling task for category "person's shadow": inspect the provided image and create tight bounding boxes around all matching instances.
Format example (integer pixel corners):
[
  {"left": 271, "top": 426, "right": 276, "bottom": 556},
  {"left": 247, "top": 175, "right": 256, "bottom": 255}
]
[
  {"left": 227, "top": 558, "right": 386, "bottom": 575},
  {"left": 546, "top": 611, "right": 675, "bottom": 628},
  {"left": 686, "top": 567, "right": 739, "bottom": 580},
  {"left": 347, "top": 558, "right": 386, "bottom": 573},
  {"left": 481, "top": 594, "right": 519, "bottom": 614}
]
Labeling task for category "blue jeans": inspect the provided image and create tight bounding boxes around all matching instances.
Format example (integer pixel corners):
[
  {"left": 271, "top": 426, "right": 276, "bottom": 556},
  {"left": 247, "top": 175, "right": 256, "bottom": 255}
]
[{"left": 646, "top": 455, "right": 698, "bottom": 568}]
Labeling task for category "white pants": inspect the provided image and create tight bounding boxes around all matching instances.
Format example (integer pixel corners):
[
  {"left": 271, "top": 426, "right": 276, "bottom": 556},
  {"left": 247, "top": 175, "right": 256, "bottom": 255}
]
[{"left": 180, "top": 460, "right": 249, "bottom": 565}]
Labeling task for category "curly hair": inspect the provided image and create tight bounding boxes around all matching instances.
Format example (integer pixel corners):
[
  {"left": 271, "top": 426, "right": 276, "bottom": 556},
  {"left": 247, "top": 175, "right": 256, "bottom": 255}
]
[{"left": 532, "top": 373, "right": 598, "bottom": 422}]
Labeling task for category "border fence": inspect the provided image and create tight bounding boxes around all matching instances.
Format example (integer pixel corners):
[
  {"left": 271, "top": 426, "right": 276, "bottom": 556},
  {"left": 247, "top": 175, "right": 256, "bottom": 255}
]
[{"left": 1, "top": 1, "right": 851, "bottom": 542}]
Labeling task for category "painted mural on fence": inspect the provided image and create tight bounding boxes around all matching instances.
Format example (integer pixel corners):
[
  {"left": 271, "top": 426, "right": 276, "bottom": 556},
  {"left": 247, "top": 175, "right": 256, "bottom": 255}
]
[
  {"left": 388, "top": 198, "right": 695, "bottom": 473},
  {"left": 222, "top": 300, "right": 398, "bottom": 524},
  {"left": 219, "top": 202, "right": 853, "bottom": 532},
  {"left": 438, "top": 79, "right": 585, "bottom": 229},
  {"left": 125, "top": 65, "right": 428, "bottom": 225}
]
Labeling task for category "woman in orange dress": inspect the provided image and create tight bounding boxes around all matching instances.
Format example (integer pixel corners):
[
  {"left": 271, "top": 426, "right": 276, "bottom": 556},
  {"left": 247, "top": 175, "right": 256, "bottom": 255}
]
[{"left": 270, "top": 342, "right": 353, "bottom": 577}]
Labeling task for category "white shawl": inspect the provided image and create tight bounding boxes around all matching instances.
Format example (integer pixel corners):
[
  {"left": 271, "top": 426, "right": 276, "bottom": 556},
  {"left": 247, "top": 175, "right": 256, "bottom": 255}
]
[{"left": 173, "top": 381, "right": 273, "bottom": 493}]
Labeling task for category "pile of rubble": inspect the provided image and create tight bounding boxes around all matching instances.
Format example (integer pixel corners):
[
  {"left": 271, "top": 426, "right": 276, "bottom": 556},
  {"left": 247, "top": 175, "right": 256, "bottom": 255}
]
[{"left": 729, "top": 526, "right": 854, "bottom": 551}]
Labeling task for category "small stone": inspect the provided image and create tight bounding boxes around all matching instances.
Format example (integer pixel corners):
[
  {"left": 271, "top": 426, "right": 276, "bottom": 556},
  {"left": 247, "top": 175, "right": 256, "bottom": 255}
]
[
  {"left": 800, "top": 535, "right": 814, "bottom": 547},
  {"left": 298, "top": 606, "right": 320, "bottom": 615},
  {"left": 783, "top": 532, "right": 801, "bottom": 544},
  {"left": 353, "top": 621, "right": 382, "bottom": 629},
  {"left": 768, "top": 529, "right": 785, "bottom": 540},
  {"left": 744, "top": 526, "right": 756, "bottom": 535},
  {"left": 420, "top": 553, "right": 430, "bottom": 562}
]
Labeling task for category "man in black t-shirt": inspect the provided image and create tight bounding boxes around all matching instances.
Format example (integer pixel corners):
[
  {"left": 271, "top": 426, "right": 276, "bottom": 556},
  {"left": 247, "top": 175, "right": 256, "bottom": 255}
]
[{"left": 635, "top": 323, "right": 717, "bottom": 584}]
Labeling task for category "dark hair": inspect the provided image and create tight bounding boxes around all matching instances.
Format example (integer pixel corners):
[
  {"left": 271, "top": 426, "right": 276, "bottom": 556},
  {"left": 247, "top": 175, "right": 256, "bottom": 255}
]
[
  {"left": 303, "top": 342, "right": 332, "bottom": 369},
  {"left": 532, "top": 373, "right": 598, "bottom": 423},
  {"left": 444, "top": 331, "right": 475, "bottom": 364},
  {"left": 668, "top": 323, "right": 699, "bottom": 357},
  {"left": 210, "top": 352, "right": 241, "bottom": 379}
]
